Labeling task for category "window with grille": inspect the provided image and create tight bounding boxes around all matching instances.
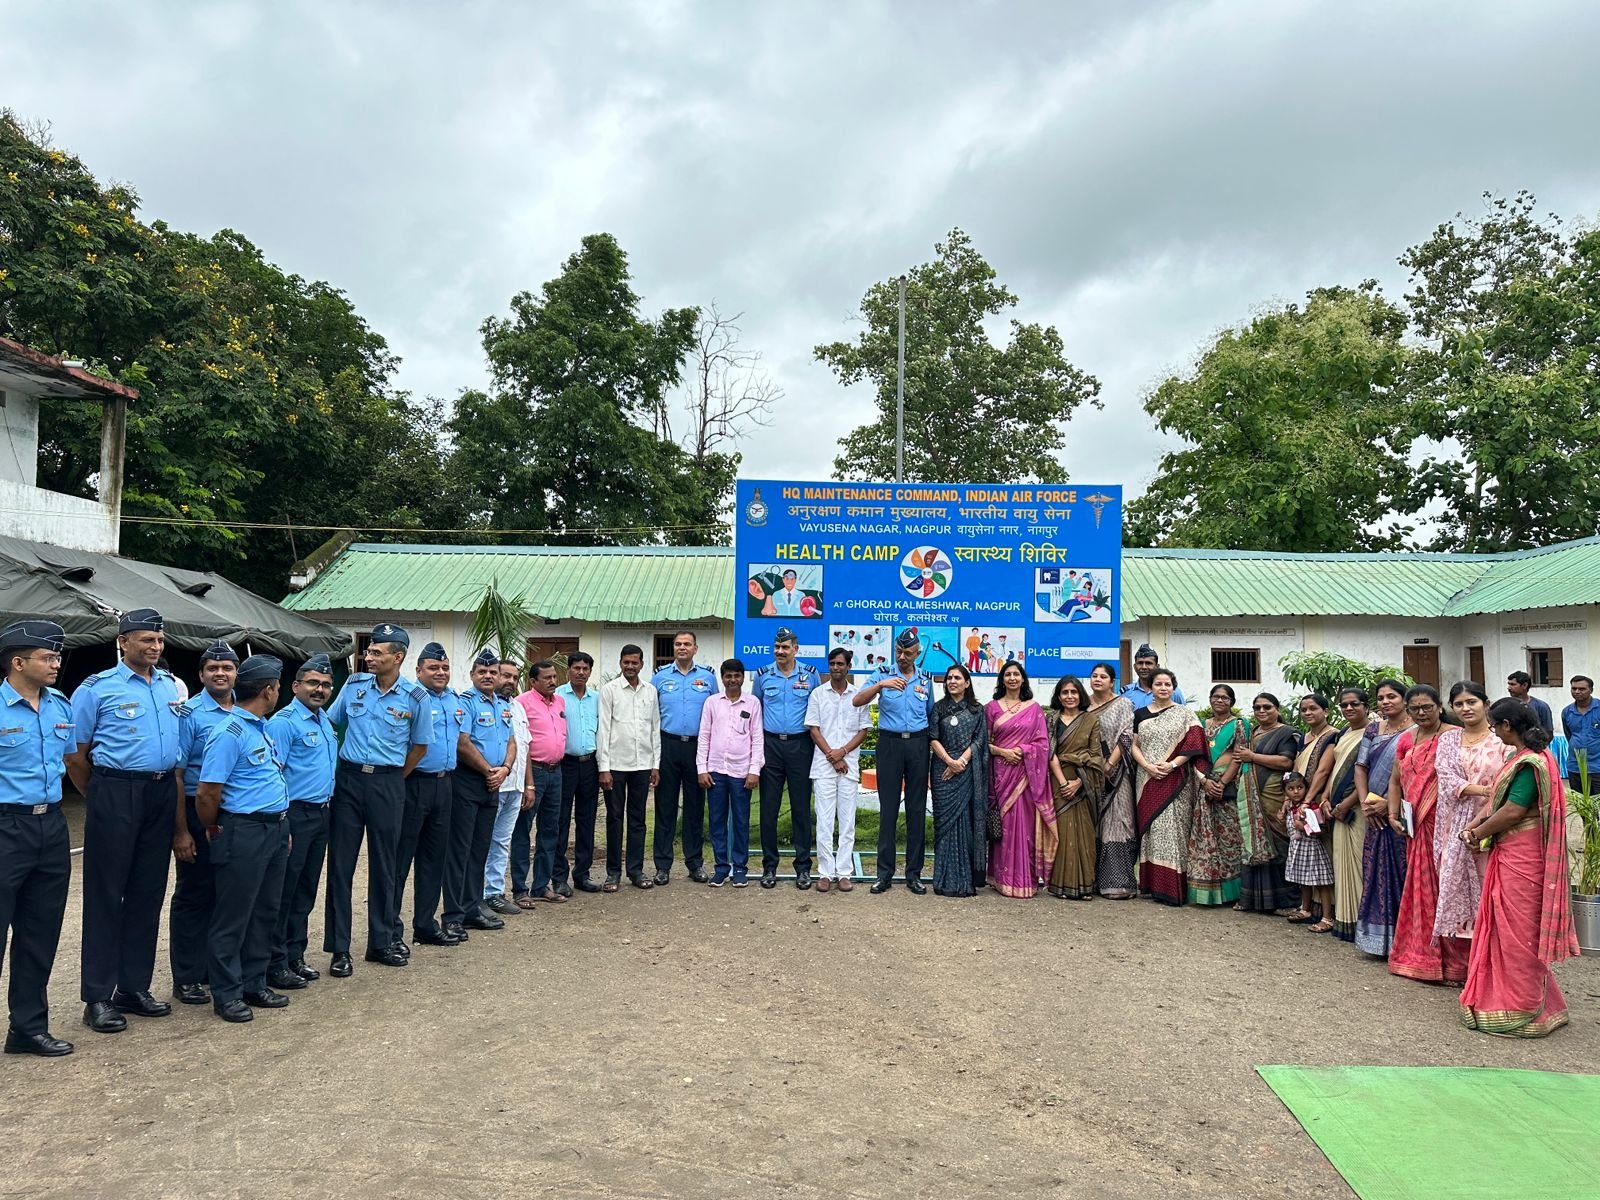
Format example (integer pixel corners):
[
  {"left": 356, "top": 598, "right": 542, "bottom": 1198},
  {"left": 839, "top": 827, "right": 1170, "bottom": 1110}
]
[
  {"left": 1210, "top": 648, "right": 1260, "bottom": 683},
  {"left": 1529, "top": 648, "right": 1565, "bottom": 687},
  {"left": 653, "top": 634, "right": 675, "bottom": 671}
]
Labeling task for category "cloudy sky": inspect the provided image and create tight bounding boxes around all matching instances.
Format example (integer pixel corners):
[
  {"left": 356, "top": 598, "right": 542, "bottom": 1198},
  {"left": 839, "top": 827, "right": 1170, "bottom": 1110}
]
[{"left": 10, "top": 0, "right": 1600, "bottom": 500}]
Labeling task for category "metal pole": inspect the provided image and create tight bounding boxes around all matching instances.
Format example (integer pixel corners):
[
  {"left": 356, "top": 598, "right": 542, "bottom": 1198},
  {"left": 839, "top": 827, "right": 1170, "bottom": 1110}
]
[{"left": 896, "top": 274, "right": 907, "bottom": 482}]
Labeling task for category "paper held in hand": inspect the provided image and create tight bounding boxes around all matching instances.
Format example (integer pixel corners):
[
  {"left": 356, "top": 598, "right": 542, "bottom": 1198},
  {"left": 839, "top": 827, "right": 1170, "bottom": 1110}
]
[
  {"left": 1401, "top": 799, "right": 1415, "bottom": 838},
  {"left": 1303, "top": 806, "right": 1322, "bottom": 835}
]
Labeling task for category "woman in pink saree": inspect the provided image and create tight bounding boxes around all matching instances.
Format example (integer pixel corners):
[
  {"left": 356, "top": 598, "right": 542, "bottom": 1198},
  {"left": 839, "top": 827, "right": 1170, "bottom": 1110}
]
[
  {"left": 986, "top": 661, "right": 1056, "bottom": 899},
  {"left": 1459, "top": 699, "right": 1579, "bottom": 1038}
]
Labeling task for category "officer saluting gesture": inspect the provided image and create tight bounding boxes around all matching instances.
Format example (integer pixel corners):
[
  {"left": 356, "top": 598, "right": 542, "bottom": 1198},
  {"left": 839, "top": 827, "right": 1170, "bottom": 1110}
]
[{"left": 0, "top": 620, "right": 76, "bottom": 1057}]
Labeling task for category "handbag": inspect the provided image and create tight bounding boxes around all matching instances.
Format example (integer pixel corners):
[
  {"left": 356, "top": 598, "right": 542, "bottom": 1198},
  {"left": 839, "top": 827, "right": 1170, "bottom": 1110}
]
[{"left": 986, "top": 804, "right": 1004, "bottom": 842}]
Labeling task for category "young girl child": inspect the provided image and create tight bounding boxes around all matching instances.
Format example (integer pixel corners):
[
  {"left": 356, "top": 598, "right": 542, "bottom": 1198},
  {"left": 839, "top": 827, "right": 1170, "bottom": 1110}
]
[{"left": 1283, "top": 771, "right": 1335, "bottom": 931}]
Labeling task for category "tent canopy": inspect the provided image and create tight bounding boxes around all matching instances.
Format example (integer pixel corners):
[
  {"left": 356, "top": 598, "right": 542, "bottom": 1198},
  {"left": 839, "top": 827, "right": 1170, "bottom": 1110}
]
[{"left": 0, "top": 532, "right": 352, "bottom": 660}]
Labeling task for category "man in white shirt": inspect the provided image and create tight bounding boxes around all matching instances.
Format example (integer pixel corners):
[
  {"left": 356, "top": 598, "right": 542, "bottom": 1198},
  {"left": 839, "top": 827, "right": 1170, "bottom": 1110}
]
[
  {"left": 484, "top": 661, "right": 532, "bottom": 915},
  {"left": 597, "top": 644, "right": 660, "bottom": 890},
  {"left": 806, "top": 647, "right": 871, "bottom": 892}
]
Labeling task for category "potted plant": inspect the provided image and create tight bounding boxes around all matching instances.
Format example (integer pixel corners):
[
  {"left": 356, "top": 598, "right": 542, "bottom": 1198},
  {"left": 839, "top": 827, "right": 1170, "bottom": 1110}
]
[{"left": 1569, "top": 752, "right": 1600, "bottom": 953}]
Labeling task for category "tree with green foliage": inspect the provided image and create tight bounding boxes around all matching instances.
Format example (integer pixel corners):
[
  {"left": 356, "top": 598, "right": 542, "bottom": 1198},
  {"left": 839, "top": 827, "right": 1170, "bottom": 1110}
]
[
  {"left": 1125, "top": 285, "right": 1419, "bottom": 552},
  {"left": 1401, "top": 192, "right": 1600, "bottom": 552},
  {"left": 447, "top": 233, "right": 721, "bottom": 544},
  {"left": 818, "top": 228, "right": 1101, "bottom": 484},
  {"left": 1, "top": 112, "right": 455, "bottom": 595},
  {"left": 1278, "top": 650, "right": 1411, "bottom": 711}
]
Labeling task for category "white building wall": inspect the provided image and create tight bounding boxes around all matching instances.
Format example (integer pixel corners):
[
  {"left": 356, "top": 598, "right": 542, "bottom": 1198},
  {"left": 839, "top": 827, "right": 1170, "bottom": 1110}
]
[{"left": 0, "top": 477, "right": 119, "bottom": 553}]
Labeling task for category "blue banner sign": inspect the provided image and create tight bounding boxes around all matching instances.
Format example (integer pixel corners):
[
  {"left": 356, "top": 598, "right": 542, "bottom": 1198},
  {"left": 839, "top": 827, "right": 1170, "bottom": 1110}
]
[{"left": 734, "top": 479, "right": 1122, "bottom": 680}]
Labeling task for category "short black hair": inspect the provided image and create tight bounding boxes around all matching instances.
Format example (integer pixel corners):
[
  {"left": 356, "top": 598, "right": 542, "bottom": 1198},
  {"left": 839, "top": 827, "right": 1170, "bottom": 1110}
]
[
  {"left": 1507, "top": 670, "right": 1533, "bottom": 687},
  {"left": 828, "top": 647, "right": 852, "bottom": 664},
  {"left": 619, "top": 644, "right": 644, "bottom": 661},
  {"left": 1573, "top": 675, "right": 1595, "bottom": 688},
  {"left": 720, "top": 658, "right": 746, "bottom": 676},
  {"left": 567, "top": 651, "right": 595, "bottom": 669},
  {"left": 529, "top": 659, "right": 557, "bottom": 681}
]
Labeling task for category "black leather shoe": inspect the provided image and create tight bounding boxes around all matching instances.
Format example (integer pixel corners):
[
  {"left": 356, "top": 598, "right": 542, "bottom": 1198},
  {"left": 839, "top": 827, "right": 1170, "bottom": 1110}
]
[
  {"left": 111, "top": 989, "right": 172, "bottom": 1018},
  {"left": 869, "top": 879, "right": 893, "bottom": 894},
  {"left": 267, "top": 968, "right": 308, "bottom": 990},
  {"left": 905, "top": 878, "right": 928, "bottom": 895},
  {"left": 485, "top": 894, "right": 520, "bottom": 916},
  {"left": 464, "top": 907, "right": 504, "bottom": 931},
  {"left": 760, "top": 871, "right": 778, "bottom": 889},
  {"left": 443, "top": 923, "right": 469, "bottom": 941},
  {"left": 363, "top": 946, "right": 408, "bottom": 967},
  {"left": 393, "top": 940, "right": 411, "bottom": 959},
  {"left": 243, "top": 989, "right": 290, "bottom": 1009},
  {"left": 654, "top": 869, "right": 671, "bottom": 886},
  {"left": 795, "top": 868, "right": 813, "bottom": 890},
  {"left": 574, "top": 877, "right": 602, "bottom": 893},
  {"left": 688, "top": 867, "right": 709, "bottom": 884},
  {"left": 556, "top": 881, "right": 573, "bottom": 899},
  {"left": 329, "top": 953, "right": 354, "bottom": 978},
  {"left": 83, "top": 1002, "right": 127, "bottom": 1033},
  {"left": 291, "top": 958, "right": 320, "bottom": 981},
  {"left": 413, "top": 928, "right": 461, "bottom": 946},
  {"left": 214, "top": 999, "right": 253, "bottom": 1023},
  {"left": 174, "top": 982, "right": 210, "bottom": 1005},
  {"left": 5, "top": 1028, "right": 73, "bottom": 1057}
]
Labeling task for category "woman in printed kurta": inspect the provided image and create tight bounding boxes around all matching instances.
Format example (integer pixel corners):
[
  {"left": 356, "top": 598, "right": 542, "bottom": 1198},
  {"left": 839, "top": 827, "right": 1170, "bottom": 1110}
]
[{"left": 1460, "top": 700, "right": 1579, "bottom": 1037}]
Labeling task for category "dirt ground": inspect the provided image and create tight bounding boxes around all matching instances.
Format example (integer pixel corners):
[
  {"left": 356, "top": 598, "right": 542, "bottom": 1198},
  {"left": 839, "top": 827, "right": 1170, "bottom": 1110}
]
[{"left": 5, "top": 803, "right": 1597, "bottom": 1200}]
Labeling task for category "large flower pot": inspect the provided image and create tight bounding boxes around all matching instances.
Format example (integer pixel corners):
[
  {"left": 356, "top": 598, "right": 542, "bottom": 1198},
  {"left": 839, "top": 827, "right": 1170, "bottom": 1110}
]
[{"left": 1574, "top": 893, "right": 1600, "bottom": 954}]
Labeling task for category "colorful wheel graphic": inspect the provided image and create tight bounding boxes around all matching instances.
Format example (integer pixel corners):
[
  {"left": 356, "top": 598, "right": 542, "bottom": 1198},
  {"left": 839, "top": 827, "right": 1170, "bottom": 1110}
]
[{"left": 900, "top": 546, "right": 953, "bottom": 598}]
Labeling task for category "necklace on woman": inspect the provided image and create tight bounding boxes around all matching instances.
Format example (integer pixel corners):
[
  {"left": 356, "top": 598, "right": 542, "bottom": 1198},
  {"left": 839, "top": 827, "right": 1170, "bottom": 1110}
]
[
  {"left": 1002, "top": 697, "right": 1024, "bottom": 714},
  {"left": 1461, "top": 726, "right": 1492, "bottom": 746}
]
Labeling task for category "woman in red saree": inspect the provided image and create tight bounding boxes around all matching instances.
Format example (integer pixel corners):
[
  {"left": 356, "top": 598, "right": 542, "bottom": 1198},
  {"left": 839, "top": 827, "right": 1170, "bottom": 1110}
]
[
  {"left": 1387, "top": 684, "right": 1470, "bottom": 983},
  {"left": 1459, "top": 699, "right": 1579, "bottom": 1038},
  {"left": 986, "top": 662, "right": 1055, "bottom": 899}
]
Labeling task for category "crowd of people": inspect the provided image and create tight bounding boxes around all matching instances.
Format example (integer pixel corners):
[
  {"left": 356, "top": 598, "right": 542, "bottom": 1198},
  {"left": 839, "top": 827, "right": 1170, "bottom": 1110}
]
[{"left": 0, "top": 617, "right": 1585, "bottom": 1059}]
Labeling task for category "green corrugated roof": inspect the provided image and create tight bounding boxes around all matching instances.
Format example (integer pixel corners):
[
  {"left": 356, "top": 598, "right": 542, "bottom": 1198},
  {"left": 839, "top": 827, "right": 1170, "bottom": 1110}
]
[
  {"left": 281, "top": 544, "right": 734, "bottom": 623},
  {"left": 282, "top": 537, "right": 1600, "bottom": 623}
]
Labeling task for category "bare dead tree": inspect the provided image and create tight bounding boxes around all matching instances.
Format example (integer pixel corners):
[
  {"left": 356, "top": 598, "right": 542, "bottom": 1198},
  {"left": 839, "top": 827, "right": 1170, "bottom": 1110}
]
[{"left": 674, "top": 302, "right": 780, "bottom": 462}]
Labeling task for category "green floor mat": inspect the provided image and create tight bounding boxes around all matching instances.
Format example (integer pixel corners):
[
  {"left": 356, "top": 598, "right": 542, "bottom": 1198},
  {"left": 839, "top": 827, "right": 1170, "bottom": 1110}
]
[{"left": 1257, "top": 1066, "right": 1600, "bottom": 1200}]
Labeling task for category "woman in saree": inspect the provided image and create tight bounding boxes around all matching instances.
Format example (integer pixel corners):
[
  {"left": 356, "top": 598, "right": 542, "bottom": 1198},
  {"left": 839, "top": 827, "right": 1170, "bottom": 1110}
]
[
  {"left": 1323, "top": 688, "right": 1374, "bottom": 943},
  {"left": 1286, "top": 694, "right": 1341, "bottom": 929},
  {"left": 1087, "top": 664, "right": 1137, "bottom": 898},
  {"left": 1187, "top": 684, "right": 1246, "bottom": 906},
  {"left": 930, "top": 664, "right": 989, "bottom": 898},
  {"left": 1130, "top": 668, "right": 1209, "bottom": 905},
  {"left": 1235, "top": 692, "right": 1301, "bottom": 913},
  {"left": 1459, "top": 698, "right": 1579, "bottom": 1037},
  {"left": 1354, "top": 678, "right": 1412, "bottom": 956},
  {"left": 1386, "top": 684, "right": 1470, "bottom": 983},
  {"left": 1434, "top": 681, "right": 1508, "bottom": 943},
  {"left": 986, "top": 662, "right": 1055, "bottom": 899},
  {"left": 1046, "top": 676, "right": 1105, "bottom": 899}
]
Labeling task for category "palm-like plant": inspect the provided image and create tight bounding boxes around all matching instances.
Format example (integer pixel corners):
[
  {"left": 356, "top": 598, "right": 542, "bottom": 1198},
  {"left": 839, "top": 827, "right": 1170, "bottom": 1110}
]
[{"left": 467, "top": 577, "right": 537, "bottom": 667}]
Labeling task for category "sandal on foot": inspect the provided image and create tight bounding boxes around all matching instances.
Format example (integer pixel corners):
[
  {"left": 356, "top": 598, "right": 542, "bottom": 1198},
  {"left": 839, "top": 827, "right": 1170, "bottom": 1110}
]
[
  {"left": 1307, "top": 919, "right": 1334, "bottom": 932},
  {"left": 1286, "top": 909, "right": 1317, "bottom": 923}
]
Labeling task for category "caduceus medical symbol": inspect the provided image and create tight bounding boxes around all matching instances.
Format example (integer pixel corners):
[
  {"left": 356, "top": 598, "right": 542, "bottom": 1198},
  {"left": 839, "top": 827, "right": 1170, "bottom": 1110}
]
[{"left": 1084, "top": 493, "right": 1113, "bottom": 528}]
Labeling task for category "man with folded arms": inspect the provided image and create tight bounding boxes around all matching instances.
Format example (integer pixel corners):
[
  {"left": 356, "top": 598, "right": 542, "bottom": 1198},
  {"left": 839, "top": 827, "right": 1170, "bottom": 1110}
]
[
  {"left": 0, "top": 620, "right": 76, "bottom": 1057},
  {"left": 323, "top": 624, "right": 431, "bottom": 976},
  {"left": 66, "top": 607, "right": 182, "bottom": 1033},
  {"left": 265, "top": 655, "right": 337, "bottom": 990},
  {"left": 196, "top": 655, "right": 291, "bottom": 1022},
  {"left": 449, "top": 649, "right": 516, "bottom": 937}
]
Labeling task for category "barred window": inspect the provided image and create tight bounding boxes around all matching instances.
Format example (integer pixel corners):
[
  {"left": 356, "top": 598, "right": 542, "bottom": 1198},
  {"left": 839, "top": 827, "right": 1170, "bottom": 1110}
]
[
  {"left": 1210, "top": 648, "right": 1260, "bottom": 684},
  {"left": 1529, "top": 648, "right": 1564, "bottom": 688}
]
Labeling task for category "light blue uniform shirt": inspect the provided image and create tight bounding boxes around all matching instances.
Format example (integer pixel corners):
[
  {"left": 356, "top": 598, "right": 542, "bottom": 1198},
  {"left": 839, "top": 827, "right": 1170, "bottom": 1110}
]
[
  {"left": 177, "top": 691, "right": 235, "bottom": 797},
  {"left": 653, "top": 662, "right": 718, "bottom": 737},
  {"left": 754, "top": 661, "right": 821, "bottom": 734},
  {"left": 459, "top": 687, "right": 513, "bottom": 765},
  {"left": 555, "top": 682, "right": 598, "bottom": 756},
  {"left": 266, "top": 698, "right": 338, "bottom": 803},
  {"left": 70, "top": 660, "right": 182, "bottom": 771},
  {"left": 0, "top": 680, "right": 75, "bottom": 806},
  {"left": 200, "top": 708, "right": 289, "bottom": 815},
  {"left": 416, "top": 685, "right": 464, "bottom": 773},
  {"left": 1123, "top": 682, "right": 1185, "bottom": 709},
  {"left": 866, "top": 664, "right": 935, "bottom": 733},
  {"left": 325, "top": 672, "right": 431, "bottom": 767},
  {"left": 1561, "top": 702, "right": 1600, "bottom": 770}
]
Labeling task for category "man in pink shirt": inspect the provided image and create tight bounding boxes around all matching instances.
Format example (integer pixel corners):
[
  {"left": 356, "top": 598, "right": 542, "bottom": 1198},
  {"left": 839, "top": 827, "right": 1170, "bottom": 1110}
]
[
  {"left": 696, "top": 659, "right": 764, "bottom": 887},
  {"left": 516, "top": 660, "right": 567, "bottom": 904}
]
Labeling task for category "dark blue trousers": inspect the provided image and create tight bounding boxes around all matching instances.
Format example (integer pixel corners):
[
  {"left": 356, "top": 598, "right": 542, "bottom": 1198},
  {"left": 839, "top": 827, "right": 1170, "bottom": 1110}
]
[
  {"left": 80, "top": 770, "right": 173, "bottom": 1002},
  {"left": 323, "top": 764, "right": 404, "bottom": 956},
  {"left": 168, "top": 794, "right": 214, "bottom": 988},
  {"left": 528, "top": 763, "right": 564, "bottom": 895},
  {"left": 444, "top": 769, "right": 496, "bottom": 925},
  {"left": 271, "top": 800, "right": 328, "bottom": 972},
  {"left": 0, "top": 805, "right": 69, "bottom": 1034},
  {"left": 207, "top": 811, "right": 289, "bottom": 1004},
  {"left": 396, "top": 771, "right": 453, "bottom": 938}
]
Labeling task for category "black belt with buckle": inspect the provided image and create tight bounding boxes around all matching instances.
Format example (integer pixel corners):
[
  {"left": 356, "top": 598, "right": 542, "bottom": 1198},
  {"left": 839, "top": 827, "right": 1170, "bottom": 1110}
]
[
  {"left": 338, "top": 761, "right": 401, "bottom": 775},
  {"left": 0, "top": 802, "right": 55, "bottom": 815},
  {"left": 666, "top": 733, "right": 696, "bottom": 743},
  {"left": 889, "top": 730, "right": 929, "bottom": 739},
  {"left": 222, "top": 808, "right": 288, "bottom": 823},
  {"left": 767, "top": 731, "right": 805, "bottom": 741},
  {"left": 289, "top": 799, "right": 328, "bottom": 809},
  {"left": 93, "top": 766, "right": 170, "bottom": 781},
  {"left": 420, "top": 769, "right": 449, "bottom": 778},
  {"left": 531, "top": 759, "right": 562, "bottom": 771},
  {"left": 563, "top": 753, "right": 596, "bottom": 763}
]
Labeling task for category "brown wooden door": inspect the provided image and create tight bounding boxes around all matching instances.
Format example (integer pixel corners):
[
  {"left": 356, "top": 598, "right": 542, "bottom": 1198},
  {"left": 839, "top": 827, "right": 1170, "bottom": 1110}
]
[
  {"left": 1119, "top": 639, "right": 1132, "bottom": 687},
  {"left": 1403, "top": 645, "right": 1440, "bottom": 689},
  {"left": 1467, "top": 646, "right": 1485, "bottom": 687},
  {"left": 524, "top": 637, "right": 582, "bottom": 685}
]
